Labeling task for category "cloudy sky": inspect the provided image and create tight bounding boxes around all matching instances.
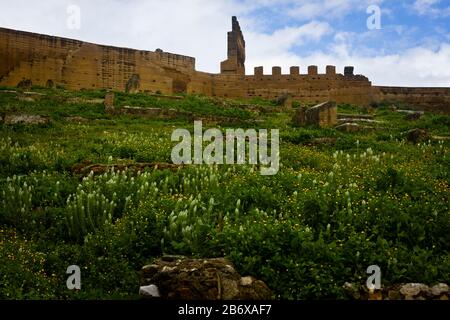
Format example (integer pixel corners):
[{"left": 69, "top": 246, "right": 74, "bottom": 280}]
[{"left": 1, "top": 0, "right": 449, "bottom": 86}]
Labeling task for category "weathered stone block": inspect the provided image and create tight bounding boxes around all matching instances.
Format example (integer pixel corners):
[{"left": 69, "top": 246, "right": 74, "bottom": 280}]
[
  {"left": 293, "top": 102, "right": 337, "bottom": 128},
  {"left": 292, "top": 106, "right": 307, "bottom": 126},
  {"left": 140, "top": 257, "right": 273, "bottom": 300},
  {"left": 4, "top": 114, "right": 49, "bottom": 125},
  {"left": 104, "top": 92, "right": 115, "bottom": 114},
  {"left": 307, "top": 101, "right": 337, "bottom": 127},
  {"left": 275, "top": 93, "right": 292, "bottom": 108}
]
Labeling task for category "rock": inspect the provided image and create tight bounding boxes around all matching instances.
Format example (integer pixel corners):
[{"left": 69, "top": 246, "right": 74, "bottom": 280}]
[
  {"left": 140, "top": 257, "right": 272, "bottom": 300},
  {"left": 17, "top": 79, "right": 32, "bottom": 89},
  {"left": 292, "top": 101, "right": 337, "bottom": 128},
  {"left": 306, "top": 137, "right": 337, "bottom": 147},
  {"left": 405, "top": 128, "right": 430, "bottom": 144},
  {"left": 431, "top": 283, "right": 449, "bottom": 296},
  {"left": 342, "top": 282, "right": 361, "bottom": 299},
  {"left": 337, "top": 113, "right": 374, "bottom": 120},
  {"left": 369, "top": 291, "right": 383, "bottom": 300},
  {"left": 161, "top": 255, "right": 186, "bottom": 262},
  {"left": 404, "top": 112, "right": 423, "bottom": 121},
  {"left": 292, "top": 106, "right": 306, "bottom": 127},
  {"left": 399, "top": 283, "right": 429, "bottom": 298},
  {"left": 71, "top": 162, "right": 182, "bottom": 176},
  {"left": 139, "top": 284, "right": 161, "bottom": 298},
  {"left": 67, "top": 97, "right": 104, "bottom": 104},
  {"left": 23, "top": 91, "right": 46, "bottom": 96},
  {"left": 274, "top": 93, "right": 292, "bottom": 108},
  {"left": 388, "top": 290, "right": 401, "bottom": 300},
  {"left": 336, "top": 123, "right": 363, "bottom": 133},
  {"left": 64, "top": 116, "right": 88, "bottom": 123},
  {"left": 142, "top": 264, "right": 160, "bottom": 278},
  {"left": 337, "top": 118, "right": 382, "bottom": 124},
  {"left": 4, "top": 114, "right": 50, "bottom": 125},
  {"left": 396, "top": 109, "right": 424, "bottom": 115},
  {"left": 432, "top": 136, "right": 450, "bottom": 141},
  {"left": 46, "top": 79, "right": 55, "bottom": 88},
  {"left": 239, "top": 276, "right": 253, "bottom": 287},
  {"left": 122, "top": 106, "right": 161, "bottom": 117},
  {"left": 342, "top": 282, "right": 448, "bottom": 300},
  {"left": 104, "top": 92, "right": 115, "bottom": 114},
  {"left": 18, "top": 96, "right": 35, "bottom": 102}
]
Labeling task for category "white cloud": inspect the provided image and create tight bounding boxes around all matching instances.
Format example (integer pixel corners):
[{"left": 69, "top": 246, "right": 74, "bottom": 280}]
[
  {"left": 412, "top": 0, "right": 450, "bottom": 17},
  {"left": 287, "top": 0, "right": 385, "bottom": 21}
]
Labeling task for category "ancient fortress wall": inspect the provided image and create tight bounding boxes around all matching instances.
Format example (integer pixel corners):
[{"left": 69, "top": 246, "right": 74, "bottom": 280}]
[
  {"left": 372, "top": 86, "right": 450, "bottom": 114},
  {"left": 0, "top": 27, "right": 196, "bottom": 94},
  {"left": 0, "top": 24, "right": 373, "bottom": 105},
  {"left": 1, "top": 17, "right": 449, "bottom": 114},
  {"left": 210, "top": 67, "right": 372, "bottom": 106}
]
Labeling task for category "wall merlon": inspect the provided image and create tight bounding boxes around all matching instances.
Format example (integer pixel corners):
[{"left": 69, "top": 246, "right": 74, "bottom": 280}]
[
  {"left": 344, "top": 66, "right": 354, "bottom": 76},
  {"left": 308, "top": 65, "right": 318, "bottom": 75},
  {"left": 254, "top": 66, "right": 263, "bottom": 76},
  {"left": 272, "top": 66, "right": 281, "bottom": 76},
  {"left": 326, "top": 65, "right": 336, "bottom": 75},
  {"left": 290, "top": 66, "right": 300, "bottom": 75}
]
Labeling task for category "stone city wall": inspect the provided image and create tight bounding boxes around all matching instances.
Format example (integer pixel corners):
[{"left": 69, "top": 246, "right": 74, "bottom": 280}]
[{"left": 1, "top": 24, "right": 449, "bottom": 113}]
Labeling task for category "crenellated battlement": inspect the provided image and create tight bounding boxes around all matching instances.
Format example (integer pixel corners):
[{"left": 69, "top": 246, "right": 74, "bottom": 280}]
[{"left": 251, "top": 65, "right": 363, "bottom": 78}]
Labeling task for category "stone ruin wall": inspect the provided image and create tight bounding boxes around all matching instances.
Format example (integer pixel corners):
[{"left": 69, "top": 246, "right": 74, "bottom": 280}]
[
  {"left": 372, "top": 86, "right": 450, "bottom": 114},
  {"left": 209, "top": 66, "right": 373, "bottom": 106},
  {"left": 1, "top": 26, "right": 449, "bottom": 114},
  {"left": 0, "top": 27, "right": 373, "bottom": 106},
  {"left": 0, "top": 27, "right": 196, "bottom": 95}
]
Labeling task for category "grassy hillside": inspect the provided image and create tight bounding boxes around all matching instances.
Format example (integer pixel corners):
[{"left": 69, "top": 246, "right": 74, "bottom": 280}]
[{"left": 0, "top": 87, "right": 449, "bottom": 299}]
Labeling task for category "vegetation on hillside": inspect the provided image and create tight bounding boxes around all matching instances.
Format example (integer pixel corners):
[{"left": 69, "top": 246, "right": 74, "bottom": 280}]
[{"left": 0, "top": 87, "right": 449, "bottom": 299}]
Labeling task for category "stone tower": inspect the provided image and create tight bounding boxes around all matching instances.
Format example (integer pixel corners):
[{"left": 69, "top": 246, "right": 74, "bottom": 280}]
[{"left": 220, "top": 16, "right": 246, "bottom": 75}]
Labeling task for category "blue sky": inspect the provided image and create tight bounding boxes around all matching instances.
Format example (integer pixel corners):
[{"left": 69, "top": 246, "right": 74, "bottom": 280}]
[{"left": 0, "top": 0, "right": 449, "bottom": 86}]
